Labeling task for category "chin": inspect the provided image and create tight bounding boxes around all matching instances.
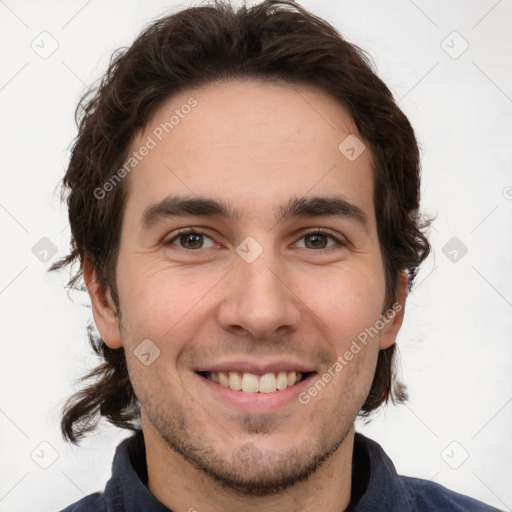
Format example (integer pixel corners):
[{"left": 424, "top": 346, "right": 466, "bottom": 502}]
[
  {"left": 196, "top": 441, "right": 343, "bottom": 497},
  {"left": 155, "top": 415, "right": 347, "bottom": 497}
]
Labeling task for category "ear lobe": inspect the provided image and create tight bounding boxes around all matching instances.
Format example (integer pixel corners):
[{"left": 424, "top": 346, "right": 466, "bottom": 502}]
[
  {"left": 378, "top": 270, "right": 408, "bottom": 350},
  {"left": 83, "top": 259, "right": 123, "bottom": 349}
]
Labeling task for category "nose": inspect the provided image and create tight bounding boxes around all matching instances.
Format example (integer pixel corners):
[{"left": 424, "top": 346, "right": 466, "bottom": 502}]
[{"left": 217, "top": 247, "right": 302, "bottom": 340}]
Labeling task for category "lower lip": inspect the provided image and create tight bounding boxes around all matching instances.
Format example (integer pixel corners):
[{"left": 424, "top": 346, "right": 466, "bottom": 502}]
[{"left": 197, "top": 373, "right": 316, "bottom": 413}]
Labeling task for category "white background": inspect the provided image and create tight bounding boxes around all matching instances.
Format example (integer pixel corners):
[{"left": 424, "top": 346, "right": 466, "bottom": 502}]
[{"left": 1, "top": 1, "right": 511, "bottom": 511}]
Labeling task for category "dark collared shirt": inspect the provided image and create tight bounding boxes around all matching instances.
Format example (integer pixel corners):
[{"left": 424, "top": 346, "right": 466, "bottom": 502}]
[{"left": 58, "top": 429, "right": 501, "bottom": 511}]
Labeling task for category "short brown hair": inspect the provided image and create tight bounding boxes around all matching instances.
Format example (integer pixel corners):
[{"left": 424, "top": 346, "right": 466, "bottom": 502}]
[{"left": 51, "top": 0, "right": 431, "bottom": 443}]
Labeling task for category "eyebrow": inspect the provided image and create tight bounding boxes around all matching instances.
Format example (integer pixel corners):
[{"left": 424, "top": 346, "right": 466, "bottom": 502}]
[{"left": 139, "top": 194, "right": 370, "bottom": 233}]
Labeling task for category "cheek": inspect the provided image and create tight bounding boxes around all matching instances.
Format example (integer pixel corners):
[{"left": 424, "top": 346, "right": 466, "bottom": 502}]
[
  {"left": 116, "top": 247, "right": 387, "bottom": 355},
  {"left": 300, "top": 265, "right": 386, "bottom": 347},
  {"left": 116, "top": 260, "right": 220, "bottom": 345}
]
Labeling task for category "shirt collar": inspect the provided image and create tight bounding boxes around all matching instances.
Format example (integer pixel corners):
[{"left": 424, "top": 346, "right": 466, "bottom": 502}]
[{"left": 104, "top": 429, "right": 171, "bottom": 511}]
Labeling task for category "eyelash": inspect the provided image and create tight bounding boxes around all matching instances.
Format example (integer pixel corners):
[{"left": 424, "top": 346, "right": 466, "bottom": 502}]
[{"left": 165, "top": 228, "right": 347, "bottom": 253}]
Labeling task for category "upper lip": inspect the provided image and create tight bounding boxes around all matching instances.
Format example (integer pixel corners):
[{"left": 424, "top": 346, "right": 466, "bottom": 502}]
[{"left": 195, "top": 360, "right": 315, "bottom": 375}]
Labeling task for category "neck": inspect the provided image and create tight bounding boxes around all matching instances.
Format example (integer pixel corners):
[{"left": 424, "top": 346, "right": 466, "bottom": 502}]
[{"left": 143, "top": 418, "right": 355, "bottom": 512}]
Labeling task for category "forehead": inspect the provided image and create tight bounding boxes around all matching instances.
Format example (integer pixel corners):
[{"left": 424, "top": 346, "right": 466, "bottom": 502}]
[{"left": 123, "top": 78, "right": 375, "bottom": 229}]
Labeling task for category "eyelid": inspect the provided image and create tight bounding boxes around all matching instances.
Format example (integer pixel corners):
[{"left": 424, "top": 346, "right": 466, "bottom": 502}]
[
  {"left": 165, "top": 226, "right": 348, "bottom": 251},
  {"left": 165, "top": 228, "right": 217, "bottom": 249},
  {"left": 295, "top": 228, "right": 348, "bottom": 249}
]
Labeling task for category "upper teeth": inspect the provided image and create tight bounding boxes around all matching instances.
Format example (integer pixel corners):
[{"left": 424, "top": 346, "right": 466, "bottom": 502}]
[{"left": 207, "top": 371, "right": 303, "bottom": 393}]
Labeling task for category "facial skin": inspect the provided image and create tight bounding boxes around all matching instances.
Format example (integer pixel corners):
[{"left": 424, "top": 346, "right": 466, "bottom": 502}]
[{"left": 85, "top": 78, "right": 407, "bottom": 512}]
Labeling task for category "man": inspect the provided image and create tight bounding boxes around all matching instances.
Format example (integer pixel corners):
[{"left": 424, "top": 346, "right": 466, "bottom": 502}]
[{"left": 51, "top": 1, "right": 500, "bottom": 510}]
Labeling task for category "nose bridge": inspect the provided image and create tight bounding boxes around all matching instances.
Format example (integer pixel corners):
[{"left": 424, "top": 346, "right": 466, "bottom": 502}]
[
  {"left": 218, "top": 240, "right": 301, "bottom": 338},
  {"left": 242, "top": 249, "right": 283, "bottom": 304}
]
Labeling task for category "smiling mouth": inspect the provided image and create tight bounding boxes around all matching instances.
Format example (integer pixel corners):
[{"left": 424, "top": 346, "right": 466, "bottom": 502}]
[{"left": 198, "top": 371, "right": 313, "bottom": 393}]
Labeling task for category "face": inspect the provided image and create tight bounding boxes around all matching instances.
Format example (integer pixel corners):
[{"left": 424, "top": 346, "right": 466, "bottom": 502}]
[{"left": 88, "top": 78, "right": 405, "bottom": 494}]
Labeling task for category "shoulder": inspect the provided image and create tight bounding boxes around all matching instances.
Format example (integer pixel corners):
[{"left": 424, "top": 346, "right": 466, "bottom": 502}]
[
  {"left": 353, "top": 433, "right": 501, "bottom": 511},
  {"left": 57, "top": 492, "right": 105, "bottom": 512},
  {"left": 400, "top": 476, "right": 502, "bottom": 511}
]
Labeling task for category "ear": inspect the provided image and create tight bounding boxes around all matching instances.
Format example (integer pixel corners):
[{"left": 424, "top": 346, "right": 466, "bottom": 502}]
[
  {"left": 83, "top": 259, "right": 123, "bottom": 349},
  {"left": 379, "top": 270, "right": 408, "bottom": 350}
]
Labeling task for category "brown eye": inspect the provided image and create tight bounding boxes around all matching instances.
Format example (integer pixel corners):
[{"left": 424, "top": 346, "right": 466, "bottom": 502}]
[
  {"left": 304, "top": 233, "right": 329, "bottom": 249},
  {"left": 296, "top": 230, "right": 345, "bottom": 250},
  {"left": 178, "top": 233, "right": 203, "bottom": 249},
  {"left": 166, "top": 230, "right": 216, "bottom": 250}
]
